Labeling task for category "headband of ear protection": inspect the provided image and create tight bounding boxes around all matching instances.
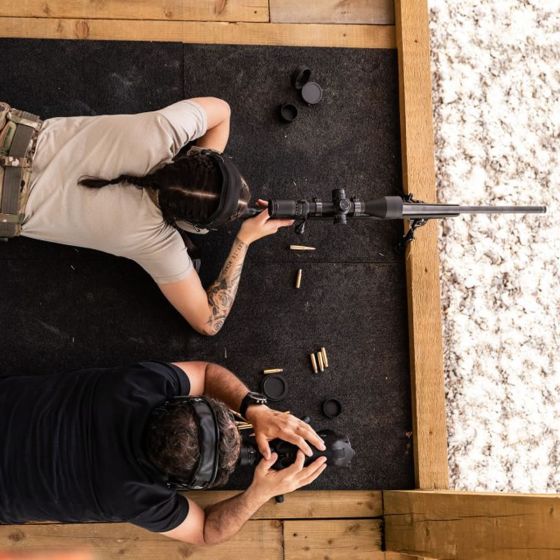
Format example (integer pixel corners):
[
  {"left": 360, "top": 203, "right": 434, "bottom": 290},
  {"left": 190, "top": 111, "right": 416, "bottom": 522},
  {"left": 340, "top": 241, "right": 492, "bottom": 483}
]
[
  {"left": 184, "top": 149, "right": 244, "bottom": 231},
  {"left": 151, "top": 396, "right": 220, "bottom": 490}
]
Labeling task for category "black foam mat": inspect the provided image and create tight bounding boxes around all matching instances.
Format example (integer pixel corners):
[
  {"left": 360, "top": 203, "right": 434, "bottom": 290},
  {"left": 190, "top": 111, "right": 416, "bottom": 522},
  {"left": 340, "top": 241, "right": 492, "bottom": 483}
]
[
  {"left": 0, "top": 39, "right": 413, "bottom": 490},
  {"left": 185, "top": 44, "right": 403, "bottom": 264}
]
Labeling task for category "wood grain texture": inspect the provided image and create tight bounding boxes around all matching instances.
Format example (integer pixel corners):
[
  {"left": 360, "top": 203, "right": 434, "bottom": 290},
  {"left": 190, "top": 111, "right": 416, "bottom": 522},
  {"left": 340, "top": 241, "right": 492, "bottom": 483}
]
[
  {"left": 186, "top": 490, "right": 383, "bottom": 518},
  {"left": 384, "top": 554, "right": 439, "bottom": 560},
  {"left": 394, "top": 0, "right": 449, "bottom": 490},
  {"left": 384, "top": 491, "right": 560, "bottom": 560},
  {"left": 0, "top": 520, "right": 282, "bottom": 559},
  {"left": 0, "top": 0, "right": 269, "bottom": 22},
  {"left": 284, "top": 519, "right": 383, "bottom": 560},
  {"left": 0, "top": 17, "right": 395, "bottom": 47},
  {"left": 270, "top": 0, "right": 395, "bottom": 25}
]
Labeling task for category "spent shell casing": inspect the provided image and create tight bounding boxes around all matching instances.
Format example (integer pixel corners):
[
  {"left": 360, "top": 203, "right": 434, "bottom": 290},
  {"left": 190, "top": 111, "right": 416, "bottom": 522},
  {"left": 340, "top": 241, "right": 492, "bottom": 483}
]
[
  {"left": 317, "top": 351, "right": 325, "bottom": 372},
  {"left": 310, "top": 353, "right": 318, "bottom": 374},
  {"left": 263, "top": 368, "right": 284, "bottom": 374},
  {"left": 321, "top": 347, "right": 329, "bottom": 368},
  {"left": 295, "top": 269, "right": 303, "bottom": 289},
  {"left": 290, "top": 244, "right": 316, "bottom": 251}
]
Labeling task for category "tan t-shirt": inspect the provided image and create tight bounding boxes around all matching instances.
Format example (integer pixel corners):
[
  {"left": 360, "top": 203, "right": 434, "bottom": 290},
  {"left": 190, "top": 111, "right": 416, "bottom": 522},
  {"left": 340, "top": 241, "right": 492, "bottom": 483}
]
[{"left": 22, "top": 100, "right": 208, "bottom": 284}]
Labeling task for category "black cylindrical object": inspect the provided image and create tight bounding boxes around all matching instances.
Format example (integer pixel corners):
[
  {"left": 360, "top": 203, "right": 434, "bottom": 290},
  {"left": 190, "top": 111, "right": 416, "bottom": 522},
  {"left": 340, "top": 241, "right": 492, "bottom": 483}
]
[
  {"left": 238, "top": 429, "right": 355, "bottom": 470},
  {"left": 279, "top": 103, "right": 298, "bottom": 122},
  {"left": 292, "top": 66, "right": 312, "bottom": 89},
  {"left": 301, "top": 82, "right": 323, "bottom": 105},
  {"left": 322, "top": 398, "right": 342, "bottom": 419},
  {"left": 261, "top": 375, "right": 288, "bottom": 401},
  {"left": 364, "top": 197, "right": 404, "bottom": 219}
]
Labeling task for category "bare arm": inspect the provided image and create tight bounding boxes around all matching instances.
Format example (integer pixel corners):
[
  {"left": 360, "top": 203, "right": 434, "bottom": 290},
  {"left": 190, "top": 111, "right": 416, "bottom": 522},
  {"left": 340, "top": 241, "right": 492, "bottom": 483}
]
[
  {"left": 162, "top": 362, "right": 328, "bottom": 545},
  {"left": 172, "top": 360, "right": 249, "bottom": 410},
  {"left": 159, "top": 202, "right": 293, "bottom": 336},
  {"left": 204, "top": 236, "right": 248, "bottom": 335},
  {"left": 173, "top": 361, "right": 326, "bottom": 455},
  {"left": 188, "top": 96, "right": 231, "bottom": 153},
  {"left": 158, "top": 235, "right": 248, "bottom": 336},
  {"left": 161, "top": 453, "right": 327, "bottom": 545}
]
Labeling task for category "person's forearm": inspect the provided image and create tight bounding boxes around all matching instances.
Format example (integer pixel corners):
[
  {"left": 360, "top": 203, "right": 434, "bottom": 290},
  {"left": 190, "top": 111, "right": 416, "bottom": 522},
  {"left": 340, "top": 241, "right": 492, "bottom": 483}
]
[
  {"left": 203, "top": 362, "right": 249, "bottom": 412},
  {"left": 204, "top": 237, "right": 249, "bottom": 335},
  {"left": 203, "top": 486, "right": 267, "bottom": 545}
]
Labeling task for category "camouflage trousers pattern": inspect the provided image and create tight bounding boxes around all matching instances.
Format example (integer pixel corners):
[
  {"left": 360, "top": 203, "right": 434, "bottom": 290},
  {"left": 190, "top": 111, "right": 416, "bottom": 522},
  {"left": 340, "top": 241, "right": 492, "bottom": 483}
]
[{"left": 0, "top": 101, "right": 42, "bottom": 238}]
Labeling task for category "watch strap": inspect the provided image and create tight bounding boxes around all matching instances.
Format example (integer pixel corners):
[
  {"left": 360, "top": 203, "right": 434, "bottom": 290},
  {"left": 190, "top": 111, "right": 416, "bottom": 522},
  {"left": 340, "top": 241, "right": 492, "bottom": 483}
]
[{"left": 239, "top": 392, "right": 266, "bottom": 419}]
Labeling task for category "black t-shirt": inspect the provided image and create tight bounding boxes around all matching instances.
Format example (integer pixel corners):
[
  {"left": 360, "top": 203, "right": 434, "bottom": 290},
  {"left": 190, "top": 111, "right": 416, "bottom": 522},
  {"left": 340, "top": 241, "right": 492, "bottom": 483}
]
[{"left": 0, "top": 361, "right": 190, "bottom": 532}]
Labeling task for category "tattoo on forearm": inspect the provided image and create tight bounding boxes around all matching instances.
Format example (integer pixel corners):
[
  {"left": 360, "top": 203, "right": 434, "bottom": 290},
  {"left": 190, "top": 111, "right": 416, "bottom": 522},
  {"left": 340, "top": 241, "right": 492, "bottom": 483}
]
[{"left": 205, "top": 238, "right": 248, "bottom": 334}]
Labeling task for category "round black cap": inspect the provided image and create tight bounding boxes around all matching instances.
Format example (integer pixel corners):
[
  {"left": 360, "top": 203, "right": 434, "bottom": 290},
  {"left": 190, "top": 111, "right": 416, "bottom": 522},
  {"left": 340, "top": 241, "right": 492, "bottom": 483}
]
[
  {"left": 292, "top": 66, "right": 312, "bottom": 89},
  {"left": 301, "top": 81, "right": 323, "bottom": 105},
  {"left": 279, "top": 103, "right": 298, "bottom": 122},
  {"left": 321, "top": 398, "right": 342, "bottom": 419},
  {"left": 261, "top": 375, "right": 288, "bottom": 402}
]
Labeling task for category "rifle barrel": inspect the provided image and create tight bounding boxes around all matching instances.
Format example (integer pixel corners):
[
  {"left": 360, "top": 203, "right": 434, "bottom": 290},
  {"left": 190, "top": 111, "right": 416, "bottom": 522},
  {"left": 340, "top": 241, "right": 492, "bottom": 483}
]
[{"left": 402, "top": 203, "right": 546, "bottom": 219}]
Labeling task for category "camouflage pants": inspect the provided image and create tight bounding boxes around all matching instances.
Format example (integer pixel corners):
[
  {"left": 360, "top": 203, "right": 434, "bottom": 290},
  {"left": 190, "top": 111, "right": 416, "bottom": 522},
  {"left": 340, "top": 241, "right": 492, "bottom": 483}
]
[{"left": 0, "top": 101, "right": 42, "bottom": 238}]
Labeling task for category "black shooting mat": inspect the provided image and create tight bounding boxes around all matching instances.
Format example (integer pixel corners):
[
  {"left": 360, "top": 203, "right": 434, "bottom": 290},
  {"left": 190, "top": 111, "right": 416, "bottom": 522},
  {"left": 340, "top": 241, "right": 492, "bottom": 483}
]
[{"left": 0, "top": 39, "right": 414, "bottom": 490}]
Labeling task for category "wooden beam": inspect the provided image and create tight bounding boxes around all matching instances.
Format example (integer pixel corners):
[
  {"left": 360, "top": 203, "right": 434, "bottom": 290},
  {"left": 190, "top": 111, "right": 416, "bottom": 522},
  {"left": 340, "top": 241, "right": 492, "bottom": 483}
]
[
  {"left": 0, "top": 0, "right": 269, "bottom": 22},
  {"left": 394, "top": 0, "right": 449, "bottom": 490},
  {"left": 270, "top": 0, "right": 395, "bottom": 25},
  {"left": 384, "top": 490, "right": 560, "bottom": 560},
  {"left": 284, "top": 519, "right": 383, "bottom": 560},
  {"left": 0, "top": 18, "right": 396, "bottom": 48},
  {"left": 385, "top": 554, "right": 439, "bottom": 560},
  {"left": 0, "top": 520, "right": 283, "bottom": 560},
  {"left": 186, "top": 490, "right": 383, "bottom": 518}
]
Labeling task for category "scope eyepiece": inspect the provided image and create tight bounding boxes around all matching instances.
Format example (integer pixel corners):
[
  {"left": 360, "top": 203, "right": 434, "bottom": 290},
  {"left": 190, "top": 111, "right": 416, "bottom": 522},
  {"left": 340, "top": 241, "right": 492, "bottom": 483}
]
[{"left": 238, "top": 429, "right": 355, "bottom": 470}]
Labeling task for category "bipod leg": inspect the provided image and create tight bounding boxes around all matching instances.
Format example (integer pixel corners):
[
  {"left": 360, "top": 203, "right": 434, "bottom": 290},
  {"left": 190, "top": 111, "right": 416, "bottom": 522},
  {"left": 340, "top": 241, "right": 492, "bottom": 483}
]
[
  {"left": 402, "top": 192, "right": 425, "bottom": 204},
  {"left": 396, "top": 218, "right": 428, "bottom": 253}
]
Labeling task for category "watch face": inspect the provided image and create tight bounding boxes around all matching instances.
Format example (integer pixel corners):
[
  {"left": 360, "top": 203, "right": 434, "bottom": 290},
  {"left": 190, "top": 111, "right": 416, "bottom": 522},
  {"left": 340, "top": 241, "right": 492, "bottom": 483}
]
[{"left": 248, "top": 391, "right": 267, "bottom": 403}]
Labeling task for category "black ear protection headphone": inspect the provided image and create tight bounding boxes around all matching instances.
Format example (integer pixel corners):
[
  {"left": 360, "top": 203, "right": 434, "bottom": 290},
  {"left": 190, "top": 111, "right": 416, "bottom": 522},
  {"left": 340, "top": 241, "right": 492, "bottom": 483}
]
[
  {"left": 186, "top": 149, "right": 245, "bottom": 231},
  {"left": 150, "top": 396, "right": 221, "bottom": 490}
]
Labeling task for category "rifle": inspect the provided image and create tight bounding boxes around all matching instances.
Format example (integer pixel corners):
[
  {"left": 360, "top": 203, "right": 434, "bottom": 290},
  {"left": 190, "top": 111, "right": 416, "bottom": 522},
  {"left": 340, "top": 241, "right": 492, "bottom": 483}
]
[{"left": 245, "top": 189, "right": 547, "bottom": 251}]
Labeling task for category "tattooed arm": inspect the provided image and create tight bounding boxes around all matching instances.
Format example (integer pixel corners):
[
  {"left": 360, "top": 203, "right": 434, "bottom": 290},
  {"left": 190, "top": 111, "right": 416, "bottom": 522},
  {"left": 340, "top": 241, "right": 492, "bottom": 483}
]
[
  {"left": 204, "top": 237, "right": 249, "bottom": 334},
  {"left": 159, "top": 201, "right": 293, "bottom": 335}
]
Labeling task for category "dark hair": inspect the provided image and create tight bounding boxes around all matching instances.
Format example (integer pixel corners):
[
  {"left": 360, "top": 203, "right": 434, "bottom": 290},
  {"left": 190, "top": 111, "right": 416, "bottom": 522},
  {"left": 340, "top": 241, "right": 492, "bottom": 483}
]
[
  {"left": 143, "top": 397, "right": 241, "bottom": 488},
  {"left": 79, "top": 152, "right": 250, "bottom": 227}
]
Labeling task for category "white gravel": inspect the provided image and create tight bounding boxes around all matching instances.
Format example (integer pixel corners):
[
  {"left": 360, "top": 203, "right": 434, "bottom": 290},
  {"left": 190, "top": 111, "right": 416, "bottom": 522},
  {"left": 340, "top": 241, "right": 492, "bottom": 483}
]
[{"left": 428, "top": 0, "right": 560, "bottom": 492}]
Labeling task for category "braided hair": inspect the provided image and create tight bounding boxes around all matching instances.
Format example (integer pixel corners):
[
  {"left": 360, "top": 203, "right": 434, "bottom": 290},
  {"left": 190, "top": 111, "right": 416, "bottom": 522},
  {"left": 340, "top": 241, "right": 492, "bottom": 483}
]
[
  {"left": 79, "top": 152, "right": 250, "bottom": 227},
  {"left": 143, "top": 397, "right": 241, "bottom": 488}
]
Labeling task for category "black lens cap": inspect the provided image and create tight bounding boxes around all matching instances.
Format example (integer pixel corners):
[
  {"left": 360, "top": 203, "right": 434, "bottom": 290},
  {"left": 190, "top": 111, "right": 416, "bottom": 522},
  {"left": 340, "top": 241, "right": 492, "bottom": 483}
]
[
  {"left": 261, "top": 375, "right": 288, "bottom": 402},
  {"left": 301, "top": 81, "right": 323, "bottom": 105},
  {"left": 279, "top": 103, "right": 298, "bottom": 122},
  {"left": 321, "top": 398, "right": 342, "bottom": 419},
  {"left": 292, "top": 66, "right": 312, "bottom": 90}
]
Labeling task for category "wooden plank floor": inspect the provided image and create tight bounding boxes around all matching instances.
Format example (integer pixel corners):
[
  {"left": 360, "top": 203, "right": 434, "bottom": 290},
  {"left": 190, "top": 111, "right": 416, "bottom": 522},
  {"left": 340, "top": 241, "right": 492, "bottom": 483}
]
[
  {"left": 384, "top": 491, "right": 560, "bottom": 560},
  {"left": 0, "top": 493, "right": 383, "bottom": 559},
  {"left": 0, "top": 0, "right": 392, "bottom": 23},
  {"left": 394, "top": 0, "right": 448, "bottom": 490},
  {"left": 0, "top": 0, "right": 396, "bottom": 47}
]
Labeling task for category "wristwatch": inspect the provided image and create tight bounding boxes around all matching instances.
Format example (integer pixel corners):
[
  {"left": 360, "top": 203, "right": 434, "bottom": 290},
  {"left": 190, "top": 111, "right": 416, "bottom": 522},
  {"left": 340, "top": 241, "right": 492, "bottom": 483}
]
[{"left": 239, "top": 391, "right": 268, "bottom": 419}]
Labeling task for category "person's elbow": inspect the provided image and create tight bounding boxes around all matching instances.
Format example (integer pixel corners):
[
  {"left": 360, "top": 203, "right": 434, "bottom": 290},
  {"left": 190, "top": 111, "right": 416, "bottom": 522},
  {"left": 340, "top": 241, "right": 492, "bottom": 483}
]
[
  {"left": 190, "top": 318, "right": 222, "bottom": 337},
  {"left": 167, "top": 527, "right": 228, "bottom": 547},
  {"left": 211, "top": 97, "right": 231, "bottom": 122},
  {"left": 201, "top": 523, "right": 230, "bottom": 546},
  {"left": 170, "top": 534, "right": 226, "bottom": 547},
  {"left": 190, "top": 96, "right": 231, "bottom": 125}
]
